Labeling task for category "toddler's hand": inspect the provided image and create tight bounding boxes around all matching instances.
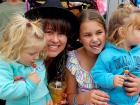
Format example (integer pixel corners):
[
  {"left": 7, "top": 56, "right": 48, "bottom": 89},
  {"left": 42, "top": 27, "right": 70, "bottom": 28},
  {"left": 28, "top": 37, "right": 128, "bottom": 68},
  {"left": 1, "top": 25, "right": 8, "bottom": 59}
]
[
  {"left": 58, "top": 93, "right": 68, "bottom": 105},
  {"left": 46, "top": 100, "right": 53, "bottom": 105},
  {"left": 114, "top": 75, "right": 126, "bottom": 87},
  {"left": 28, "top": 72, "right": 40, "bottom": 84}
]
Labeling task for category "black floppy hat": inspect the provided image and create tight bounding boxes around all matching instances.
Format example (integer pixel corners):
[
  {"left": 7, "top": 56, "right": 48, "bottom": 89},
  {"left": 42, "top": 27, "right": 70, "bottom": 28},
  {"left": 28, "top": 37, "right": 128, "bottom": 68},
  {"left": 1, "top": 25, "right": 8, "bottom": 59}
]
[{"left": 25, "top": 0, "right": 79, "bottom": 45}]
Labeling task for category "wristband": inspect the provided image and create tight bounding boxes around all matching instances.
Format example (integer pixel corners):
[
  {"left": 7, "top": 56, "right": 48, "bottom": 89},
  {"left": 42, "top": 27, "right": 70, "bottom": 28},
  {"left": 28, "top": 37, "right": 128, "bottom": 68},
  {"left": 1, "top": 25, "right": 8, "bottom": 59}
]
[{"left": 72, "top": 95, "right": 78, "bottom": 105}]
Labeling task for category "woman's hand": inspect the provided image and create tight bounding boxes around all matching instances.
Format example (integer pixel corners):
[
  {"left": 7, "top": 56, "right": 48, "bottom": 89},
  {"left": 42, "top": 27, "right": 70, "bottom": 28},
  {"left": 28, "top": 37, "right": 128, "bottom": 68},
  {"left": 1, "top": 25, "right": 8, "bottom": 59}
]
[
  {"left": 59, "top": 93, "right": 68, "bottom": 105},
  {"left": 124, "top": 73, "right": 140, "bottom": 96},
  {"left": 46, "top": 99, "right": 53, "bottom": 105},
  {"left": 86, "top": 89, "right": 110, "bottom": 105}
]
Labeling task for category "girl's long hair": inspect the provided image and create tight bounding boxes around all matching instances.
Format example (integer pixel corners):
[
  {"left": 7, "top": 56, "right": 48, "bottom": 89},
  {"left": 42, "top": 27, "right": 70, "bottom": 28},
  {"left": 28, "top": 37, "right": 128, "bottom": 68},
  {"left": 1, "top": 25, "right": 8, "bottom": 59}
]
[{"left": 43, "top": 18, "right": 71, "bottom": 83}]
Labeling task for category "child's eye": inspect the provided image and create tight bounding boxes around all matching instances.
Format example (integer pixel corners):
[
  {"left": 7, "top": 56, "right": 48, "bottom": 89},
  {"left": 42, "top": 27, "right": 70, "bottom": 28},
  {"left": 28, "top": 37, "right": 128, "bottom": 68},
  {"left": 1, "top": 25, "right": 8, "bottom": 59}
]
[
  {"left": 96, "top": 31, "right": 103, "bottom": 35},
  {"left": 28, "top": 52, "right": 36, "bottom": 56},
  {"left": 135, "top": 26, "right": 140, "bottom": 30},
  {"left": 81, "top": 32, "right": 92, "bottom": 37},
  {"left": 137, "top": 28, "right": 140, "bottom": 30}
]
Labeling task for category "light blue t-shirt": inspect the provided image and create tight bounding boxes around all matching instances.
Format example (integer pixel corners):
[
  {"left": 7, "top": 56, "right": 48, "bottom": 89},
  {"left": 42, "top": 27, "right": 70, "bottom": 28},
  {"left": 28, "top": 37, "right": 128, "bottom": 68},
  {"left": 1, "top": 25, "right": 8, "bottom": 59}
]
[{"left": 0, "top": 58, "right": 51, "bottom": 105}]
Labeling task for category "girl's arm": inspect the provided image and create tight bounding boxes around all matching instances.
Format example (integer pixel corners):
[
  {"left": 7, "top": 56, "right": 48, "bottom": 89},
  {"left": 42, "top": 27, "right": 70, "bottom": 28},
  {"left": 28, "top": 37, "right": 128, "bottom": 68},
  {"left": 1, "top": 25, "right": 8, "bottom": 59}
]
[
  {"left": 0, "top": 60, "right": 38, "bottom": 100},
  {"left": 46, "top": 99, "right": 53, "bottom": 105},
  {"left": 66, "top": 69, "right": 109, "bottom": 105}
]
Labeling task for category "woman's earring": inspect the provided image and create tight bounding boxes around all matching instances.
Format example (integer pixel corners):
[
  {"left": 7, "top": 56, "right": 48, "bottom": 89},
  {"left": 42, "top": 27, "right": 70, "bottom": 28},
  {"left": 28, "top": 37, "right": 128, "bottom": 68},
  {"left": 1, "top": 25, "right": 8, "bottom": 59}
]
[
  {"left": 77, "top": 38, "right": 81, "bottom": 43},
  {"left": 76, "top": 39, "right": 79, "bottom": 41}
]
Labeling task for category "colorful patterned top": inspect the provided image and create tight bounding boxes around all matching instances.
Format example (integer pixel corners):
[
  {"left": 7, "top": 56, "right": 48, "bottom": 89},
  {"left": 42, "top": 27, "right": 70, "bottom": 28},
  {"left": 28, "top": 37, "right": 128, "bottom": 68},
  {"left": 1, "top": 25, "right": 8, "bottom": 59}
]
[{"left": 66, "top": 50, "right": 94, "bottom": 93}]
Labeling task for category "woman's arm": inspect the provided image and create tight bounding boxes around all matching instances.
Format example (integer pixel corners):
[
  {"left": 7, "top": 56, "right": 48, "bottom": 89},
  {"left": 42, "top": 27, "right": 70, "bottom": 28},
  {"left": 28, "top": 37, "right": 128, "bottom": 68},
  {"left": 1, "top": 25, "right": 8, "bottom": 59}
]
[
  {"left": 66, "top": 69, "right": 78, "bottom": 105},
  {"left": 66, "top": 69, "right": 110, "bottom": 105},
  {"left": 124, "top": 73, "right": 140, "bottom": 96}
]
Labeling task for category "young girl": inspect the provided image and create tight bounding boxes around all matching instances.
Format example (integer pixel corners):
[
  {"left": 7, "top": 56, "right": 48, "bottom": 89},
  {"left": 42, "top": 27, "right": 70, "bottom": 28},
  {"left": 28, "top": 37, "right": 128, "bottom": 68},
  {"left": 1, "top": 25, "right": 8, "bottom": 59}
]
[
  {"left": 91, "top": 7, "right": 140, "bottom": 105},
  {"left": 66, "top": 9, "right": 110, "bottom": 105},
  {"left": 0, "top": 14, "right": 52, "bottom": 105}
]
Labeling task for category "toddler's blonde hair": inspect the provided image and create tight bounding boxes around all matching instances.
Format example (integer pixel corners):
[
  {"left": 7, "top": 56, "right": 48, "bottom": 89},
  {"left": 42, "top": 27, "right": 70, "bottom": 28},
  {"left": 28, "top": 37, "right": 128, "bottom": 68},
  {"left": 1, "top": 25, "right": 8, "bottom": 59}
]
[
  {"left": 0, "top": 14, "right": 47, "bottom": 60},
  {"left": 108, "top": 7, "right": 140, "bottom": 46}
]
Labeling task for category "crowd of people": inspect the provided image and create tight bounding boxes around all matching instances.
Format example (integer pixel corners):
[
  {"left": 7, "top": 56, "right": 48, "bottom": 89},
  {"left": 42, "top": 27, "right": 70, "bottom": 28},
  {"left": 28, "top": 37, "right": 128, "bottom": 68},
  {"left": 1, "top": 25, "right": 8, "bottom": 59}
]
[{"left": 0, "top": 0, "right": 140, "bottom": 105}]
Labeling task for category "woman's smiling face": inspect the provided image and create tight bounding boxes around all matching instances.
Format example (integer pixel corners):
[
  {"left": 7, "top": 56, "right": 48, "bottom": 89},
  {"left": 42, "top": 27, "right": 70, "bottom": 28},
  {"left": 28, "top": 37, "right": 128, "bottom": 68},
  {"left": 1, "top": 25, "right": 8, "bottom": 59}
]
[{"left": 45, "top": 29, "right": 67, "bottom": 58}]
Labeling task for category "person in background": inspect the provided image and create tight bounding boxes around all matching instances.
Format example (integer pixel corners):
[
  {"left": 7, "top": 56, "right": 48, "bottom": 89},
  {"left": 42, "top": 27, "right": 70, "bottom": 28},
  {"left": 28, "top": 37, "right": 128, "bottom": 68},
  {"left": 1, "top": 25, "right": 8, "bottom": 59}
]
[
  {"left": 0, "top": 0, "right": 3, "bottom": 3},
  {"left": 66, "top": 9, "right": 110, "bottom": 105},
  {"left": 0, "top": 0, "right": 25, "bottom": 36},
  {"left": 0, "top": 14, "right": 52, "bottom": 105},
  {"left": 92, "top": 7, "right": 140, "bottom": 105},
  {"left": 96, "top": 0, "right": 107, "bottom": 17}
]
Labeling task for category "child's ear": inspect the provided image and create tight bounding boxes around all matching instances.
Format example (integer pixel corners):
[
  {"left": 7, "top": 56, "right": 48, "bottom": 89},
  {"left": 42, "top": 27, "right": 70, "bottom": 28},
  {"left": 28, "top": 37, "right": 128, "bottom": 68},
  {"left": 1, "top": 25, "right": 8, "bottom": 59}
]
[{"left": 118, "top": 27, "right": 126, "bottom": 38}]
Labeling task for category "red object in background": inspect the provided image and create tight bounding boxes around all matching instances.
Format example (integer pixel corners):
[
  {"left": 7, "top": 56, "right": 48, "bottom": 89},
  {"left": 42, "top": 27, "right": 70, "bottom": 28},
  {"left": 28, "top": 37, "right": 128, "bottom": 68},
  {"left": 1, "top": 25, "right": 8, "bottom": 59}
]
[{"left": 96, "top": 0, "right": 107, "bottom": 15}]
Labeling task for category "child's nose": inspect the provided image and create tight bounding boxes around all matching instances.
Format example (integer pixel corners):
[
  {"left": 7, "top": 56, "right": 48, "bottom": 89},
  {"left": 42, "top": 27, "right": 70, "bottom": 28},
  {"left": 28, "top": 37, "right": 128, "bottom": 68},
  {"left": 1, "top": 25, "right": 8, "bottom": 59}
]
[{"left": 92, "top": 35, "right": 98, "bottom": 41}]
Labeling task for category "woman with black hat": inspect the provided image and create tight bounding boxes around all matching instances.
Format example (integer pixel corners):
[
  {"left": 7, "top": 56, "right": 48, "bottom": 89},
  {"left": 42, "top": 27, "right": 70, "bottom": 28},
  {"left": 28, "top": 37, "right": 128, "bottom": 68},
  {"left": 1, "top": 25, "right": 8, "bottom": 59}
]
[
  {"left": 26, "top": 0, "right": 109, "bottom": 105},
  {"left": 26, "top": 0, "right": 80, "bottom": 104}
]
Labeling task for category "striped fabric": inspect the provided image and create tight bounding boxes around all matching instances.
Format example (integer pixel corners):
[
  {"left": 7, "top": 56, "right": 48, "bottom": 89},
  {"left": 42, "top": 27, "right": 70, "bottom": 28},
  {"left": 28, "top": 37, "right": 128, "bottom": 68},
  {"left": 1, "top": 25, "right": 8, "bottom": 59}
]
[{"left": 66, "top": 50, "right": 94, "bottom": 92}]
